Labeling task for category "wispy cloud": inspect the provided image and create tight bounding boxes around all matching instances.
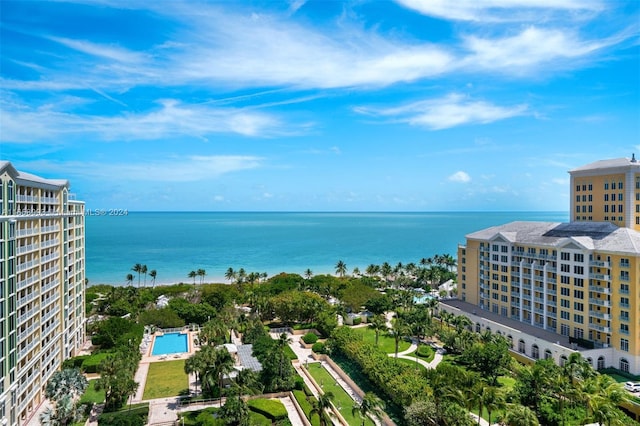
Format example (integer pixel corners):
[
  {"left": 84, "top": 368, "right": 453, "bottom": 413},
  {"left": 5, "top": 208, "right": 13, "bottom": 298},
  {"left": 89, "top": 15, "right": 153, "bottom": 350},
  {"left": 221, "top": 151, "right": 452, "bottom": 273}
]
[
  {"left": 449, "top": 171, "right": 471, "bottom": 183},
  {"left": 1, "top": 98, "right": 290, "bottom": 143},
  {"left": 20, "top": 156, "right": 264, "bottom": 182},
  {"left": 461, "top": 27, "right": 610, "bottom": 74},
  {"left": 395, "top": 0, "right": 603, "bottom": 22},
  {"left": 354, "top": 93, "right": 527, "bottom": 130}
]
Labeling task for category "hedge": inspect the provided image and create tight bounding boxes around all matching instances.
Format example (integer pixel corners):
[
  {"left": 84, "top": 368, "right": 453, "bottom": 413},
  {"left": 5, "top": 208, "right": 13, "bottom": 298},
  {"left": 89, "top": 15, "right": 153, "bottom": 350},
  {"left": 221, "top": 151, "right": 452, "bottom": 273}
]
[
  {"left": 311, "top": 342, "right": 326, "bottom": 354},
  {"left": 247, "top": 398, "right": 288, "bottom": 420},
  {"left": 81, "top": 352, "right": 110, "bottom": 374},
  {"left": 330, "top": 326, "right": 431, "bottom": 407},
  {"left": 302, "top": 333, "right": 319, "bottom": 344},
  {"left": 352, "top": 317, "right": 362, "bottom": 325},
  {"left": 249, "top": 412, "right": 273, "bottom": 426},
  {"left": 98, "top": 404, "right": 148, "bottom": 426},
  {"left": 62, "top": 355, "right": 88, "bottom": 370},
  {"left": 293, "top": 390, "right": 320, "bottom": 426}
]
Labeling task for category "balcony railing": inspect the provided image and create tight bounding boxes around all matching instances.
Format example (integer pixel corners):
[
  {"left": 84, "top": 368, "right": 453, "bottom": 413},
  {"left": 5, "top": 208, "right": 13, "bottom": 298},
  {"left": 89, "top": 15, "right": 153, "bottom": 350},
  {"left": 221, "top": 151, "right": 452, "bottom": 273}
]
[
  {"left": 589, "top": 298, "right": 611, "bottom": 307},
  {"left": 588, "top": 323, "right": 610, "bottom": 333},
  {"left": 589, "top": 285, "right": 611, "bottom": 295},
  {"left": 589, "top": 260, "right": 610, "bottom": 268}
]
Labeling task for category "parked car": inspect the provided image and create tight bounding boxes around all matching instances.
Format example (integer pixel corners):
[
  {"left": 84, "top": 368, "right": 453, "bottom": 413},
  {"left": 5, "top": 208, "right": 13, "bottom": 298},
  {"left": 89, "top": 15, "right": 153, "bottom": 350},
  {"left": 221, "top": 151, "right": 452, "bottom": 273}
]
[{"left": 624, "top": 382, "right": 640, "bottom": 392}]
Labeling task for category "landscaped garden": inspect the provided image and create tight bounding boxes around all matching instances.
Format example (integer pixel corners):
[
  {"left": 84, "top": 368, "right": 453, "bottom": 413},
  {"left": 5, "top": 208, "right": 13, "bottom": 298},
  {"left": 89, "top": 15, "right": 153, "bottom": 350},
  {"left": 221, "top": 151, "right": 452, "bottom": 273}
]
[
  {"left": 305, "top": 362, "right": 375, "bottom": 426},
  {"left": 351, "top": 324, "right": 411, "bottom": 354},
  {"left": 143, "top": 359, "right": 189, "bottom": 400}
]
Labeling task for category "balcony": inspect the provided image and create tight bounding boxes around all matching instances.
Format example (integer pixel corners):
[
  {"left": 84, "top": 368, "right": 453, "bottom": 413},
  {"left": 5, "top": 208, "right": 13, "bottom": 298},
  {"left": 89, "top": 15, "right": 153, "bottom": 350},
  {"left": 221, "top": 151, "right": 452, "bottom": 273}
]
[
  {"left": 589, "top": 285, "right": 611, "bottom": 295},
  {"left": 619, "top": 275, "right": 630, "bottom": 282},
  {"left": 16, "top": 227, "right": 37, "bottom": 237},
  {"left": 18, "top": 338, "right": 39, "bottom": 359},
  {"left": 16, "top": 194, "right": 39, "bottom": 203},
  {"left": 590, "top": 260, "right": 610, "bottom": 268},
  {"left": 588, "top": 323, "right": 611, "bottom": 333},
  {"left": 589, "top": 311, "right": 611, "bottom": 320},
  {"left": 619, "top": 315, "right": 630, "bottom": 322},
  {"left": 17, "top": 274, "right": 39, "bottom": 291},
  {"left": 17, "top": 290, "right": 39, "bottom": 308},
  {"left": 17, "top": 243, "right": 40, "bottom": 255},
  {"left": 41, "top": 225, "right": 61, "bottom": 233},
  {"left": 619, "top": 302, "right": 630, "bottom": 309},
  {"left": 589, "top": 273, "right": 611, "bottom": 281},
  {"left": 619, "top": 328, "right": 630, "bottom": 335},
  {"left": 16, "top": 260, "right": 37, "bottom": 273},
  {"left": 17, "top": 323, "right": 38, "bottom": 343},
  {"left": 589, "top": 298, "right": 611, "bottom": 307}
]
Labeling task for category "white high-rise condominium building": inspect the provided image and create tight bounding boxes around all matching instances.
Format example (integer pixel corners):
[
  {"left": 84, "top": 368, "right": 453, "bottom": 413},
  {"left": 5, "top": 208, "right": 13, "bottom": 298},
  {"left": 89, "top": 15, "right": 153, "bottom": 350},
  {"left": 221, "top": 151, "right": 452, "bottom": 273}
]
[{"left": 0, "top": 161, "right": 85, "bottom": 425}]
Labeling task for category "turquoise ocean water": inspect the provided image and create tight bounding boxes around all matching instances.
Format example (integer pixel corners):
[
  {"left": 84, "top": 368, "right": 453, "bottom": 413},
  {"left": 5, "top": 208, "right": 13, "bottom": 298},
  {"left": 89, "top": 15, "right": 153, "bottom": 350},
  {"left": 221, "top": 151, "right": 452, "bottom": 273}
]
[{"left": 86, "top": 211, "right": 569, "bottom": 286}]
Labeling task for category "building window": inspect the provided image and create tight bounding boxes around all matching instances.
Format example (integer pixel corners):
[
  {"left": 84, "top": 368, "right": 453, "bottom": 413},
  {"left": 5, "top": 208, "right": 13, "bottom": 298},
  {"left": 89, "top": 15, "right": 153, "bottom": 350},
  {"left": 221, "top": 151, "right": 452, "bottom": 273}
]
[
  {"left": 604, "top": 182, "right": 609, "bottom": 190},
  {"left": 621, "top": 339, "right": 629, "bottom": 352},
  {"left": 620, "top": 358, "right": 629, "bottom": 373},
  {"left": 544, "top": 349, "right": 552, "bottom": 360},
  {"left": 618, "top": 193, "right": 623, "bottom": 201},
  {"left": 518, "top": 339, "right": 525, "bottom": 353},
  {"left": 560, "top": 355, "right": 567, "bottom": 367},
  {"left": 532, "top": 345, "right": 539, "bottom": 359},
  {"left": 574, "top": 253, "right": 584, "bottom": 262},
  {"left": 597, "top": 356, "right": 605, "bottom": 370},
  {"left": 576, "top": 185, "right": 581, "bottom": 192},
  {"left": 561, "top": 324, "right": 570, "bottom": 336},
  {"left": 573, "top": 314, "right": 583, "bottom": 324},
  {"left": 561, "top": 252, "right": 570, "bottom": 261},
  {"left": 618, "top": 182, "right": 623, "bottom": 189},
  {"left": 561, "top": 310, "right": 569, "bottom": 319}
]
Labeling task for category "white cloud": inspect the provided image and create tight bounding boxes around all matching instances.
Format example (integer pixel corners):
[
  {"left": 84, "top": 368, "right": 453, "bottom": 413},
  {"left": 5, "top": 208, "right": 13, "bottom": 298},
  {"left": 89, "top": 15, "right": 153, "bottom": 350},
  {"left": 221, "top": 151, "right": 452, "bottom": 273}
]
[
  {"left": 449, "top": 171, "right": 471, "bottom": 183},
  {"left": 355, "top": 93, "right": 527, "bottom": 130},
  {"left": 461, "top": 27, "right": 608, "bottom": 74},
  {"left": 395, "top": 0, "right": 603, "bottom": 22},
  {"left": 0, "top": 98, "right": 288, "bottom": 142},
  {"left": 48, "top": 36, "right": 148, "bottom": 63},
  {"left": 19, "top": 156, "right": 263, "bottom": 183}
]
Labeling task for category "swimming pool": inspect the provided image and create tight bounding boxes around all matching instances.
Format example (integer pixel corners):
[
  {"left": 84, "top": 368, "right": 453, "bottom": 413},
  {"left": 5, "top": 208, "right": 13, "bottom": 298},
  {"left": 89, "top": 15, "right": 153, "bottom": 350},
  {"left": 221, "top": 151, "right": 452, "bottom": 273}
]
[{"left": 151, "top": 332, "right": 188, "bottom": 356}]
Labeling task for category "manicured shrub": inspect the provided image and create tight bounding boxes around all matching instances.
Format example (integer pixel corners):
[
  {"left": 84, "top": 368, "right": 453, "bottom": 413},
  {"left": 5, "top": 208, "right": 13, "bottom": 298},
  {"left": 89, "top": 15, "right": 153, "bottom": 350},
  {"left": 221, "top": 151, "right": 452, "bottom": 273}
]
[
  {"left": 249, "top": 412, "right": 272, "bottom": 426},
  {"left": 247, "top": 398, "right": 288, "bottom": 420},
  {"left": 416, "top": 344, "right": 434, "bottom": 358},
  {"left": 311, "top": 342, "right": 325, "bottom": 354},
  {"left": 293, "top": 390, "right": 320, "bottom": 426},
  {"left": 352, "top": 317, "right": 362, "bottom": 325},
  {"left": 98, "top": 405, "right": 148, "bottom": 426},
  {"left": 81, "top": 352, "right": 110, "bottom": 373},
  {"left": 294, "top": 375, "right": 305, "bottom": 390},
  {"left": 63, "top": 355, "right": 88, "bottom": 370},
  {"left": 302, "top": 332, "right": 319, "bottom": 344}
]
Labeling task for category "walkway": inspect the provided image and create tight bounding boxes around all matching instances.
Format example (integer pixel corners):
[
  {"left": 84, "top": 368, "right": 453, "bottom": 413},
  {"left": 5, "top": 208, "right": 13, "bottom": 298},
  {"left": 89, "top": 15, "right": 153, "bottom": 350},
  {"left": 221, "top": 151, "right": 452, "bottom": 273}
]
[{"left": 390, "top": 339, "right": 444, "bottom": 369}]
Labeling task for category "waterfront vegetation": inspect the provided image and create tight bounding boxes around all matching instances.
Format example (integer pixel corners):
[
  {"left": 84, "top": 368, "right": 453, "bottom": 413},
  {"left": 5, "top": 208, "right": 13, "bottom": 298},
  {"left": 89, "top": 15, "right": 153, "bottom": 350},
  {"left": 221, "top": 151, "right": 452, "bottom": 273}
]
[{"left": 48, "top": 253, "right": 638, "bottom": 425}]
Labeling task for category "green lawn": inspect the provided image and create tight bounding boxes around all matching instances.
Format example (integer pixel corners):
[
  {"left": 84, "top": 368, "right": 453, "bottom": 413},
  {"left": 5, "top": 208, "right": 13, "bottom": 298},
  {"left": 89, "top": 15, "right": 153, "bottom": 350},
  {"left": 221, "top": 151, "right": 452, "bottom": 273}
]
[
  {"left": 80, "top": 379, "right": 105, "bottom": 405},
  {"left": 392, "top": 357, "right": 428, "bottom": 372},
  {"left": 351, "top": 326, "right": 411, "bottom": 354},
  {"left": 143, "top": 360, "right": 189, "bottom": 400},
  {"left": 306, "top": 363, "right": 376, "bottom": 426}
]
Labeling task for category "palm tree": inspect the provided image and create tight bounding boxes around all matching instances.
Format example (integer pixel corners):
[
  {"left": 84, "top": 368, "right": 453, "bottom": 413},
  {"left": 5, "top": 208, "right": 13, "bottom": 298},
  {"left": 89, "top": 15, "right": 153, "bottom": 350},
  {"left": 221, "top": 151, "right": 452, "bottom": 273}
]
[
  {"left": 335, "top": 260, "right": 347, "bottom": 277},
  {"left": 477, "top": 385, "right": 504, "bottom": 426},
  {"left": 225, "top": 267, "right": 236, "bottom": 283},
  {"left": 188, "top": 270, "right": 197, "bottom": 284},
  {"left": 214, "top": 348, "right": 235, "bottom": 398},
  {"left": 197, "top": 268, "right": 206, "bottom": 284},
  {"left": 125, "top": 273, "right": 134, "bottom": 286},
  {"left": 304, "top": 268, "right": 313, "bottom": 280},
  {"left": 310, "top": 391, "right": 335, "bottom": 426},
  {"left": 499, "top": 404, "right": 540, "bottom": 426},
  {"left": 389, "top": 317, "right": 411, "bottom": 358},
  {"left": 149, "top": 269, "right": 157, "bottom": 287},
  {"left": 451, "top": 314, "right": 472, "bottom": 333},
  {"left": 132, "top": 263, "right": 142, "bottom": 287},
  {"left": 368, "top": 314, "right": 387, "bottom": 346},
  {"left": 141, "top": 264, "right": 148, "bottom": 287},
  {"left": 352, "top": 266, "right": 360, "bottom": 276},
  {"left": 352, "top": 392, "right": 385, "bottom": 426},
  {"left": 365, "top": 264, "right": 379, "bottom": 277}
]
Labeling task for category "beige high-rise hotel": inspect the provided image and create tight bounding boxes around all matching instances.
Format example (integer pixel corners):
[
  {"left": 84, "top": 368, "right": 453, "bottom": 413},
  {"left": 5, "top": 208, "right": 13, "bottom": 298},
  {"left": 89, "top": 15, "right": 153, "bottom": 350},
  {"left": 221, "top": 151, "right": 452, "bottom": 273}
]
[
  {"left": 0, "top": 161, "right": 85, "bottom": 425},
  {"left": 450, "top": 156, "right": 640, "bottom": 375}
]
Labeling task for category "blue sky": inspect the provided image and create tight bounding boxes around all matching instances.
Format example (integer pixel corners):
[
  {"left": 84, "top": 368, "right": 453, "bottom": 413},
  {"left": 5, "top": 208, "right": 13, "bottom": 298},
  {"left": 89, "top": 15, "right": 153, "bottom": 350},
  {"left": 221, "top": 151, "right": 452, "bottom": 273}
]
[{"left": 1, "top": 0, "right": 638, "bottom": 212}]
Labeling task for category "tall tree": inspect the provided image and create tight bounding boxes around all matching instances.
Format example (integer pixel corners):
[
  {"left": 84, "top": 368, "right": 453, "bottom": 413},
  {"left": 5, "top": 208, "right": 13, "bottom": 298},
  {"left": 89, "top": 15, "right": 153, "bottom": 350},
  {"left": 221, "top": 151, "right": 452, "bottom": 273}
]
[
  {"left": 368, "top": 314, "right": 387, "bottom": 346},
  {"left": 197, "top": 268, "right": 206, "bottom": 284},
  {"left": 389, "top": 317, "right": 411, "bottom": 358},
  {"left": 149, "top": 269, "right": 157, "bottom": 287},
  {"left": 310, "top": 392, "right": 335, "bottom": 426},
  {"left": 335, "top": 260, "right": 347, "bottom": 277},
  {"left": 188, "top": 270, "right": 197, "bottom": 284},
  {"left": 225, "top": 267, "right": 237, "bottom": 283},
  {"left": 125, "top": 273, "right": 134, "bottom": 286},
  {"left": 141, "top": 264, "right": 148, "bottom": 287},
  {"left": 304, "top": 268, "right": 313, "bottom": 280},
  {"left": 352, "top": 392, "right": 385, "bottom": 426},
  {"left": 132, "top": 263, "right": 142, "bottom": 287}
]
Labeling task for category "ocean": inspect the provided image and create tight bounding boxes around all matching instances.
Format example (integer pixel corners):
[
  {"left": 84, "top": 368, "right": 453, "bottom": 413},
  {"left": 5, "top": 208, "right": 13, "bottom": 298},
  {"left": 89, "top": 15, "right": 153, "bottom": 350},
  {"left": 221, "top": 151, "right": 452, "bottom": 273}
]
[{"left": 85, "top": 211, "right": 569, "bottom": 286}]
